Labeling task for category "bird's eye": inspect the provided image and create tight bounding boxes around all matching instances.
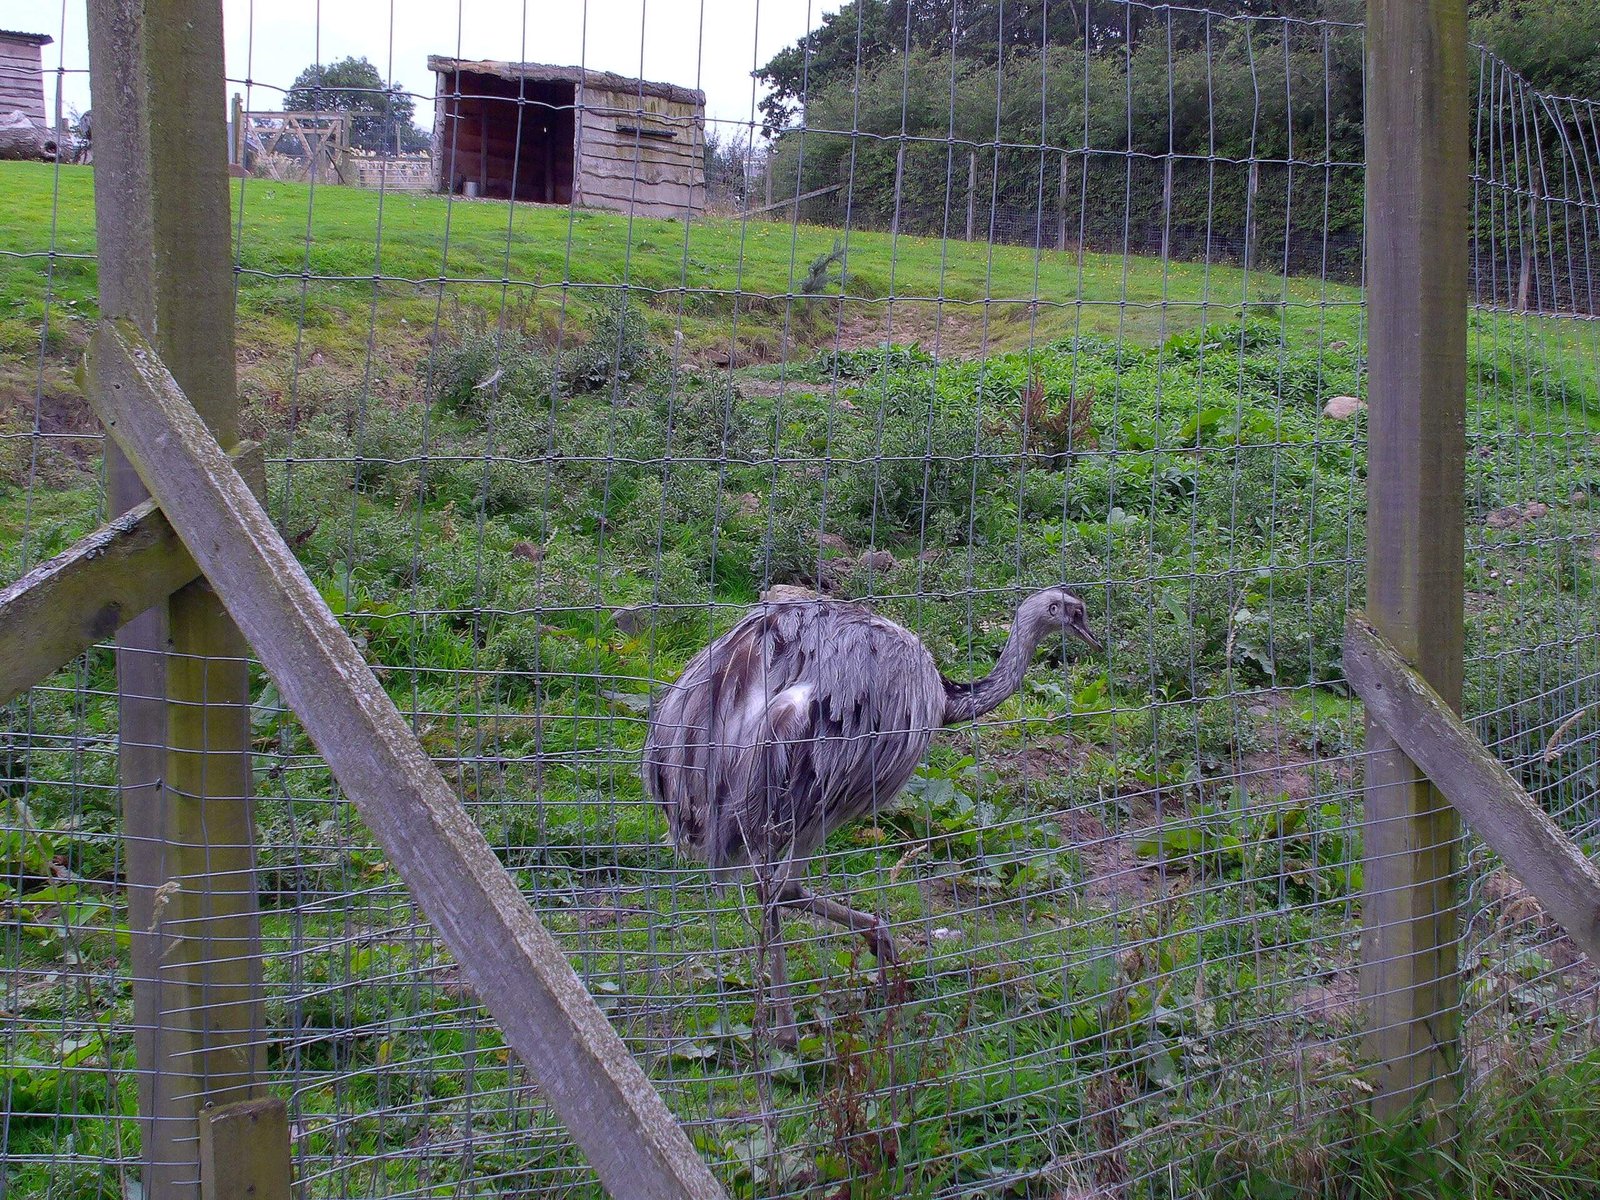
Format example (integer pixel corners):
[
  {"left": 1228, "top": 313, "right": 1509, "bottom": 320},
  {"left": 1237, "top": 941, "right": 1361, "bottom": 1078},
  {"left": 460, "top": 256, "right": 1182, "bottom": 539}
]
[{"left": 1048, "top": 601, "right": 1060, "bottom": 616}]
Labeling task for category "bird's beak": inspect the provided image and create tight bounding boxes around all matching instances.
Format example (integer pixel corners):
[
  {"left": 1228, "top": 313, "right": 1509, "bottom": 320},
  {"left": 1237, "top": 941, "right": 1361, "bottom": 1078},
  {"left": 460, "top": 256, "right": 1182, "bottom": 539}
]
[{"left": 1066, "top": 608, "right": 1103, "bottom": 652}]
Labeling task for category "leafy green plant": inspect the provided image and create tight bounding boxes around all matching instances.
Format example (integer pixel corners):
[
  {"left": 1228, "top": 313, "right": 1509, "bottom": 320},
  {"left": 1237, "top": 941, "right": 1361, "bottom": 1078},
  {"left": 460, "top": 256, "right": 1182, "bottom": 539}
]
[
  {"left": 560, "top": 292, "right": 659, "bottom": 395},
  {"left": 1134, "top": 786, "right": 1359, "bottom": 901},
  {"left": 881, "top": 756, "right": 1067, "bottom": 893},
  {"left": 425, "top": 321, "right": 553, "bottom": 419}
]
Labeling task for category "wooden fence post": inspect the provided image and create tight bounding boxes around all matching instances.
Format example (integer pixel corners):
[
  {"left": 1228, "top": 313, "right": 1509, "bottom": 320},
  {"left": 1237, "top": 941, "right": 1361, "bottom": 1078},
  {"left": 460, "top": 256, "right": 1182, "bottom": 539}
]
[
  {"left": 1161, "top": 157, "right": 1174, "bottom": 262},
  {"left": 966, "top": 149, "right": 977, "bottom": 241},
  {"left": 86, "top": 3, "right": 267, "bottom": 1197},
  {"left": 200, "top": 1099, "right": 292, "bottom": 1200},
  {"left": 1361, "top": 0, "right": 1469, "bottom": 1136},
  {"left": 1057, "top": 151, "right": 1070, "bottom": 252},
  {"left": 88, "top": 321, "right": 729, "bottom": 1200}
]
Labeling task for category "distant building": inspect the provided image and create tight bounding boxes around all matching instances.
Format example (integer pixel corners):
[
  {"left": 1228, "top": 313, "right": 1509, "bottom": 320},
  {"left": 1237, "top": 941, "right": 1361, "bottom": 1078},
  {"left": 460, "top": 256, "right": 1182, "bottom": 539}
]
[
  {"left": 427, "top": 58, "right": 706, "bottom": 218},
  {"left": 0, "top": 29, "right": 52, "bottom": 126}
]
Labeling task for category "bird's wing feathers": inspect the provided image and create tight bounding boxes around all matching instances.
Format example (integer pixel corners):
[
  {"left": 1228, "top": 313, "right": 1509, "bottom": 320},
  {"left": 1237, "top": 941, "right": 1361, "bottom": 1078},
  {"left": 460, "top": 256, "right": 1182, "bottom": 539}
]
[{"left": 644, "top": 602, "right": 943, "bottom": 872}]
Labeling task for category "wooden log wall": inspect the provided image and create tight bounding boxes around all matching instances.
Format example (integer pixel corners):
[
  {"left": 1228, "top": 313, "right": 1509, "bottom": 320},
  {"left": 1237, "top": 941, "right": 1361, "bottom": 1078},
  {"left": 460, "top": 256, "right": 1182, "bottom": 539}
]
[
  {"left": 575, "top": 87, "right": 705, "bottom": 218},
  {"left": 430, "top": 68, "right": 707, "bottom": 217},
  {"left": 0, "top": 37, "right": 48, "bottom": 125}
]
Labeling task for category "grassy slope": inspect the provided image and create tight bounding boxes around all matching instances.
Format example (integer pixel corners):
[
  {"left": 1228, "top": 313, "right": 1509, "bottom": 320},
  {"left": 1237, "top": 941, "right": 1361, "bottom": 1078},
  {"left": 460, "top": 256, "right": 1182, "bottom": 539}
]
[
  {"left": 1, "top": 159, "right": 1360, "bottom": 357},
  {"left": 4, "top": 161, "right": 1600, "bottom": 1198}
]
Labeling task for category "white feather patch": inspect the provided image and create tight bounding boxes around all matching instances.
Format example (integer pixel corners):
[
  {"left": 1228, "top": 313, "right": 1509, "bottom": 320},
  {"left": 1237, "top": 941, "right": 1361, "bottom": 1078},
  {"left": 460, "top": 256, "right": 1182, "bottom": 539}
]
[{"left": 767, "top": 683, "right": 813, "bottom": 730}]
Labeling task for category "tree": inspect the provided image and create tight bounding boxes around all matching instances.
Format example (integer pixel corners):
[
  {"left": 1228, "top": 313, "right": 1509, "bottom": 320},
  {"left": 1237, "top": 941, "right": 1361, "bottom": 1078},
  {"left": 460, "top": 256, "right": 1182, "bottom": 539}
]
[
  {"left": 1472, "top": 0, "right": 1600, "bottom": 98},
  {"left": 704, "top": 128, "right": 768, "bottom": 209},
  {"left": 285, "top": 56, "right": 429, "bottom": 154}
]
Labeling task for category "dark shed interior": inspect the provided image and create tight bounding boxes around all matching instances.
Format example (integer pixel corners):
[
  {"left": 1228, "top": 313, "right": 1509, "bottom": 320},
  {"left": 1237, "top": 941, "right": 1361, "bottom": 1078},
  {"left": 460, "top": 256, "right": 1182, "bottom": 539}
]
[{"left": 437, "top": 70, "right": 575, "bottom": 203}]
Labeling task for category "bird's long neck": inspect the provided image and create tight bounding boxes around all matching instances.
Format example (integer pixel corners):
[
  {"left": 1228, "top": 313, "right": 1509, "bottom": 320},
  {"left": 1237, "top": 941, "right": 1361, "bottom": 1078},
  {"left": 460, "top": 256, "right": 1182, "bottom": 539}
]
[{"left": 940, "top": 621, "right": 1044, "bottom": 725}]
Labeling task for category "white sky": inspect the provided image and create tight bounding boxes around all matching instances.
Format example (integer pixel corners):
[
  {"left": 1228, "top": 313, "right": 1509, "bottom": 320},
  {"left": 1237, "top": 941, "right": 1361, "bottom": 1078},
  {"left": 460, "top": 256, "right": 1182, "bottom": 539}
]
[{"left": 6, "top": 0, "right": 842, "bottom": 134}]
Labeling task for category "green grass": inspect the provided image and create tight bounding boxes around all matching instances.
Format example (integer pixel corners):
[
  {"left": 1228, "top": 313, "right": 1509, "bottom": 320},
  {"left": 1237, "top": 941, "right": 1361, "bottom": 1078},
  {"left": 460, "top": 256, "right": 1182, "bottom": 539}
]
[
  {"left": 4, "top": 160, "right": 1600, "bottom": 1198},
  {"left": 0, "top": 159, "right": 1365, "bottom": 360}
]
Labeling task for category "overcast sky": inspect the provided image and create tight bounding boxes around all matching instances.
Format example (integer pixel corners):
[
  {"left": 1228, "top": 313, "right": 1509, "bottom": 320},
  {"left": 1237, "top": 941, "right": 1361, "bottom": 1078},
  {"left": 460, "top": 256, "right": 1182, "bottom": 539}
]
[{"left": 8, "top": 0, "right": 842, "bottom": 135}]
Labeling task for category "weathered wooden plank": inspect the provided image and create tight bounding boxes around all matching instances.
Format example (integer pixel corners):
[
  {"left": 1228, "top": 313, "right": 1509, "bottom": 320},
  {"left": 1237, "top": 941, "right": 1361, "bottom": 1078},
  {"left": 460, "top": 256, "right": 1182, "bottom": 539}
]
[
  {"left": 580, "top": 162, "right": 702, "bottom": 186},
  {"left": 744, "top": 182, "right": 843, "bottom": 218},
  {"left": 1361, "top": 0, "right": 1470, "bottom": 1126},
  {"left": 0, "top": 43, "right": 48, "bottom": 124},
  {"left": 0, "top": 442, "right": 260, "bottom": 708},
  {"left": 579, "top": 178, "right": 704, "bottom": 207},
  {"left": 580, "top": 160, "right": 705, "bottom": 188},
  {"left": 581, "top": 123, "right": 701, "bottom": 149},
  {"left": 1346, "top": 613, "right": 1600, "bottom": 966},
  {"left": 581, "top": 149, "right": 702, "bottom": 174},
  {"left": 87, "top": 5, "right": 264, "bottom": 1197},
  {"left": 429, "top": 59, "right": 703, "bottom": 108},
  {"left": 581, "top": 98, "right": 701, "bottom": 125},
  {"left": 580, "top": 147, "right": 702, "bottom": 174},
  {"left": 579, "top": 152, "right": 697, "bottom": 178},
  {"left": 87, "top": 319, "right": 726, "bottom": 1200},
  {"left": 579, "top": 190, "right": 705, "bottom": 220},
  {"left": 580, "top": 118, "right": 702, "bottom": 146},
  {"left": 583, "top": 130, "right": 702, "bottom": 155},
  {"left": 199, "top": 1097, "right": 292, "bottom": 1200}
]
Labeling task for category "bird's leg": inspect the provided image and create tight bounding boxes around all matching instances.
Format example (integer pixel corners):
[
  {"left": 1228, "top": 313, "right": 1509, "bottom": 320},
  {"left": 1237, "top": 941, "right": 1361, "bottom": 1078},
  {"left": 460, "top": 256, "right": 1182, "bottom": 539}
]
[
  {"left": 771, "top": 881, "right": 898, "bottom": 983},
  {"left": 754, "top": 879, "right": 799, "bottom": 1048}
]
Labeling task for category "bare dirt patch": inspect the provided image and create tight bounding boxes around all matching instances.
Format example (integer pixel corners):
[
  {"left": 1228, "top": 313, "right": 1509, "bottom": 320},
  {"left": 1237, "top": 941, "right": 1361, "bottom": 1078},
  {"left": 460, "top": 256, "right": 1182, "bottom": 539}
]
[
  {"left": 0, "top": 354, "right": 101, "bottom": 488},
  {"left": 1292, "top": 972, "right": 1360, "bottom": 1025},
  {"left": 825, "top": 297, "right": 1007, "bottom": 358},
  {"left": 1072, "top": 818, "right": 1164, "bottom": 906}
]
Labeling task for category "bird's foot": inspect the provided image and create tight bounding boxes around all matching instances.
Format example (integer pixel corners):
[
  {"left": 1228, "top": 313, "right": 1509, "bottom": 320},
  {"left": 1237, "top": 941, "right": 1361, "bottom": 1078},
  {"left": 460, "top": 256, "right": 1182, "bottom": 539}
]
[{"left": 865, "top": 920, "right": 904, "bottom": 993}]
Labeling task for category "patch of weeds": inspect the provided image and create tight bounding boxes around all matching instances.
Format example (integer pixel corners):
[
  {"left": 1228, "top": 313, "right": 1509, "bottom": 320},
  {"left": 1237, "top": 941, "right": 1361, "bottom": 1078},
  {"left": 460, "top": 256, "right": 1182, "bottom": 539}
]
[
  {"left": 426, "top": 320, "right": 554, "bottom": 420},
  {"left": 1134, "top": 785, "right": 1360, "bottom": 902},
  {"left": 560, "top": 292, "right": 659, "bottom": 395},
  {"left": 802, "top": 958, "right": 953, "bottom": 1198},
  {"left": 816, "top": 342, "right": 938, "bottom": 380},
  {"left": 881, "top": 755, "right": 1068, "bottom": 894}
]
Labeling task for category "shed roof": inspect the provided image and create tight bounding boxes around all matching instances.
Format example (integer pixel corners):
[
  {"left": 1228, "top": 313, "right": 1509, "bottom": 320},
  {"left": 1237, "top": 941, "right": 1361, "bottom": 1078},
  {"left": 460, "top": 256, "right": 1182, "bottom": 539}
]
[
  {"left": 427, "top": 58, "right": 704, "bottom": 108},
  {"left": 0, "top": 30, "right": 53, "bottom": 46}
]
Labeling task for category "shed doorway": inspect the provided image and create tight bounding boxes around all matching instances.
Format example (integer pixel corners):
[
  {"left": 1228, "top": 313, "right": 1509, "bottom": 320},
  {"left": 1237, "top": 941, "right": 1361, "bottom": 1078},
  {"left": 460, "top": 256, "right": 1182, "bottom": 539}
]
[{"left": 440, "top": 71, "right": 575, "bottom": 203}]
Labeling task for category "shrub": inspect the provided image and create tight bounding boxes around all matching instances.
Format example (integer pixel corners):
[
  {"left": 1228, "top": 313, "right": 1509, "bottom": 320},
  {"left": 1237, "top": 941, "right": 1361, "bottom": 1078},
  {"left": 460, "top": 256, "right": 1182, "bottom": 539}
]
[{"left": 559, "top": 293, "right": 658, "bottom": 396}]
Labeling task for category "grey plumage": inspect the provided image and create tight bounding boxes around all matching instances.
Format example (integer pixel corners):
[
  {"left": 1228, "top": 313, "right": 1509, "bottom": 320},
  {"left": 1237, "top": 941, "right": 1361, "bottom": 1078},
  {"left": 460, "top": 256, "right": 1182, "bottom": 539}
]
[{"left": 642, "top": 586, "right": 1101, "bottom": 1040}]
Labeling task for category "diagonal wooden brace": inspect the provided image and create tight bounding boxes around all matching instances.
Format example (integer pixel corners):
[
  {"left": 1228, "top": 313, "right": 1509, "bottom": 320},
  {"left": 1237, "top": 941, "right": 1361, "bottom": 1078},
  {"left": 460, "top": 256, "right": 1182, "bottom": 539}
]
[
  {"left": 85, "top": 320, "right": 726, "bottom": 1200},
  {"left": 1346, "top": 611, "right": 1600, "bottom": 966},
  {"left": 0, "top": 442, "right": 261, "bottom": 708}
]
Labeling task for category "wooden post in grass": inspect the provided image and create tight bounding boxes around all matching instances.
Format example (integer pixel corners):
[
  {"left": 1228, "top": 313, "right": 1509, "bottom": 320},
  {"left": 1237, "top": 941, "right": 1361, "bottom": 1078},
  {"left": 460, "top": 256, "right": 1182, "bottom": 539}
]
[
  {"left": 1361, "top": 0, "right": 1470, "bottom": 1131},
  {"left": 1345, "top": 614, "right": 1600, "bottom": 968},
  {"left": 88, "top": 319, "right": 728, "bottom": 1200},
  {"left": 86, "top": 2, "right": 270, "bottom": 1197},
  {"left": 966, "top": 149, "right": 978, "bottom": 241},
  {"left": 1057, "top": 151, "right": 1072, "bottom": 252},
  {"left": 199, "top": 1099, "right": 292, "bottom": 1200}
]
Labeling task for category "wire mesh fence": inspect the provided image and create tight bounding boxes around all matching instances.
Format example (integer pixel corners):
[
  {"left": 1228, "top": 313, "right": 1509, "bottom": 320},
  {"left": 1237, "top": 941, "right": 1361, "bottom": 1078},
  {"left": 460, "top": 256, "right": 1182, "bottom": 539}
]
[{"left": 3, "top": 1, "right": 1600, "bottom": 1197}]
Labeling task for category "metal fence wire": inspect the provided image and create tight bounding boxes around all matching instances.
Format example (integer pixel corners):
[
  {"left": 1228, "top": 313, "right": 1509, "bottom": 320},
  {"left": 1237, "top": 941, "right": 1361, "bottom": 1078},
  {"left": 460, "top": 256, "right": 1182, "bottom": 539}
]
[{"left": 4, "top": 1, "right": 1600, "bottom": 1197}]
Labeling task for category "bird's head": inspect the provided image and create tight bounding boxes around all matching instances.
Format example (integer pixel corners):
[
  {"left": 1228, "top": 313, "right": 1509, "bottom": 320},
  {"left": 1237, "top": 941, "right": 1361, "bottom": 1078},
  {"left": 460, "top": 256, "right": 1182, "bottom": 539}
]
[{"left": 1017, "top": 587, "right": 1102, "bottom": 652}]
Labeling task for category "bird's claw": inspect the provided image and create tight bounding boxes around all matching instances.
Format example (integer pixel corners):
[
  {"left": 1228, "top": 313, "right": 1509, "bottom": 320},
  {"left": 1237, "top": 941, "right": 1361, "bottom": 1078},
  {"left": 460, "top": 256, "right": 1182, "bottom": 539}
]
[{"left": 868, "top": 919, "right": 902, "bottom": 990}]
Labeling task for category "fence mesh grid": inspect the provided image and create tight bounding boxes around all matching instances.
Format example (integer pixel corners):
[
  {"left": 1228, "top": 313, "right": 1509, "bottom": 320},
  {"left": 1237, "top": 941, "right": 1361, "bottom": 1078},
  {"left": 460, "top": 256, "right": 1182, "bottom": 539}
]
[{"left": 3, "top": 1, "right": 1600, "bottom": 1197}]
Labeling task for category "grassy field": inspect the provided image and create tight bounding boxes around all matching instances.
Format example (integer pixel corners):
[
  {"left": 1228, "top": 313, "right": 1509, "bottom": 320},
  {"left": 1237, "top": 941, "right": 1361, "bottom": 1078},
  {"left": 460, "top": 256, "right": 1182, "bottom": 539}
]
[{"left": 4, "top": 160, "right": 1600, "bottom": 1198}]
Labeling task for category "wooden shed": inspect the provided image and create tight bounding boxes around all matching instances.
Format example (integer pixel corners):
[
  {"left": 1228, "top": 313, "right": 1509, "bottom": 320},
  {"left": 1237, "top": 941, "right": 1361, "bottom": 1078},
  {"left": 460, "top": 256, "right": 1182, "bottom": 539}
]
[
  {"left": 428, "top": 58, "right": 705, "bottom": 218},
  {"left": 0, "top": 30, "right": 51, "bottom": 126}
]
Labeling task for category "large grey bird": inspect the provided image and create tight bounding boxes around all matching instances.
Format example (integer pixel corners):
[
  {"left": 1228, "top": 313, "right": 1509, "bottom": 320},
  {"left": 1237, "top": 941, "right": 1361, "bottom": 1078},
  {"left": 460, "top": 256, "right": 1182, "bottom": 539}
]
[{"left": 643, "top": 587, "right": 1102, "bottom": 1040}]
